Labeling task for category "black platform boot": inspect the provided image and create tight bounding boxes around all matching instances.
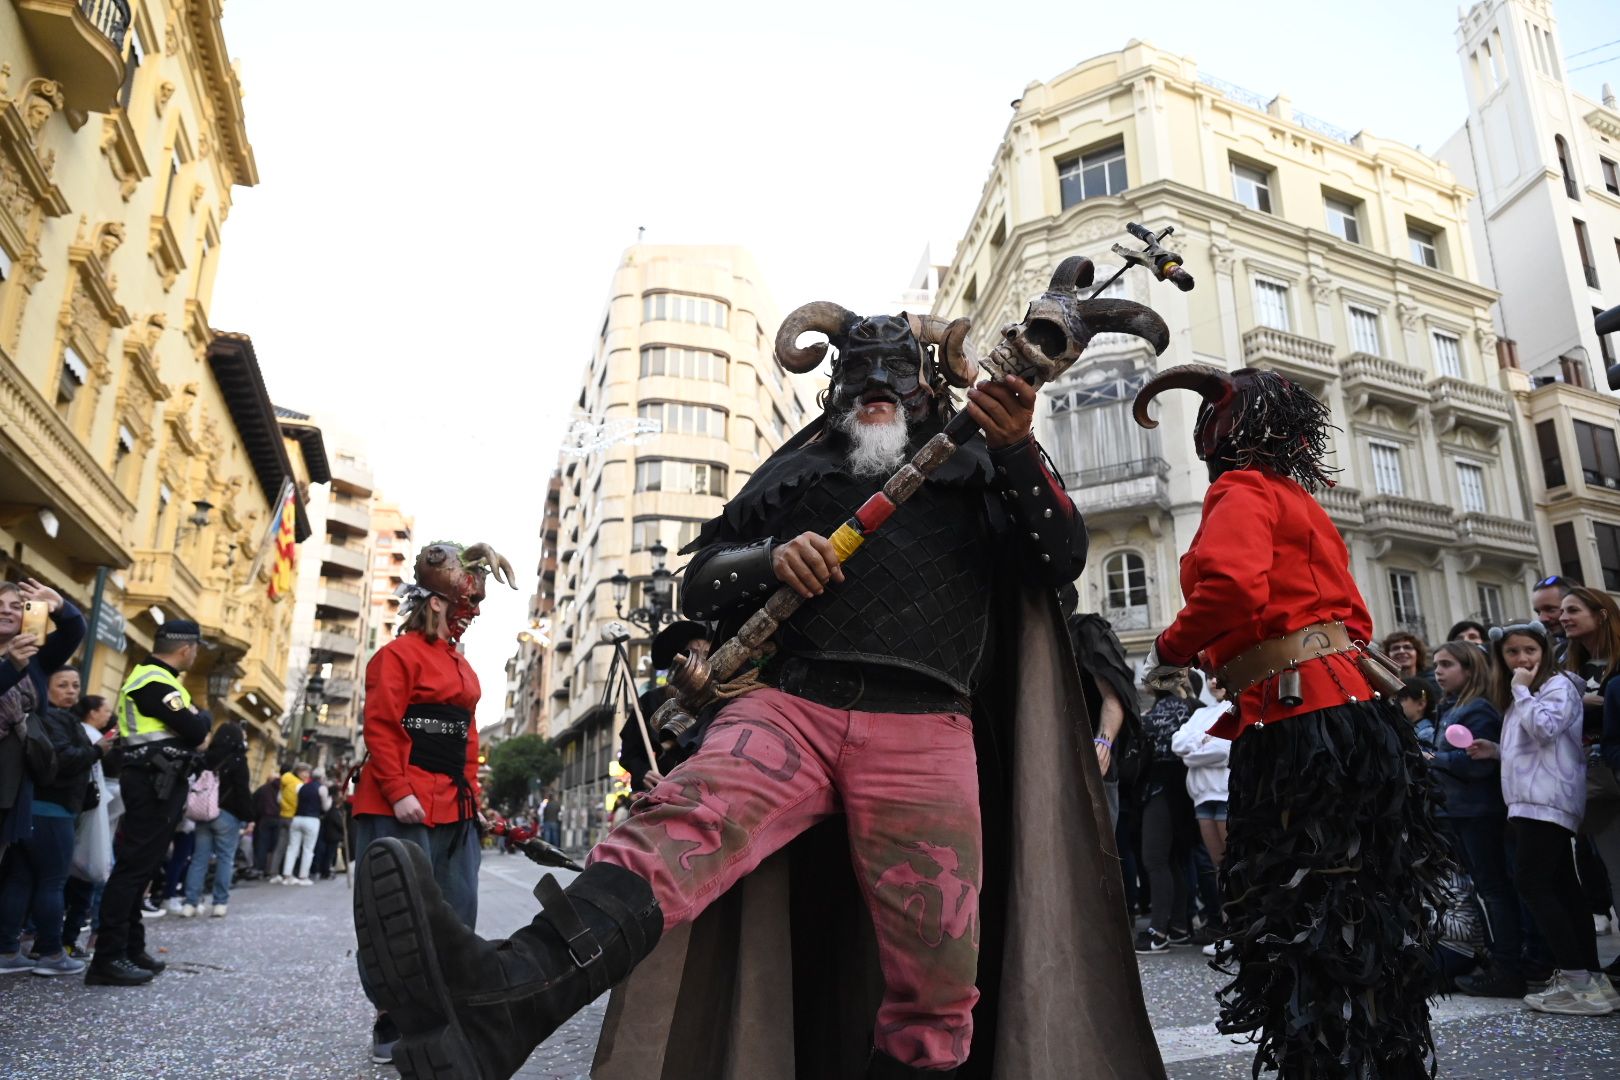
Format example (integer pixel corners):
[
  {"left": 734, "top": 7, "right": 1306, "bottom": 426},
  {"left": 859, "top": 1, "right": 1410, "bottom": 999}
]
[
  {"left": 868, "top": 1048, "right": 959, "bottom": 1079},
  {"left": 355, "top": 837, "right": 662, "bottom": 1080}
]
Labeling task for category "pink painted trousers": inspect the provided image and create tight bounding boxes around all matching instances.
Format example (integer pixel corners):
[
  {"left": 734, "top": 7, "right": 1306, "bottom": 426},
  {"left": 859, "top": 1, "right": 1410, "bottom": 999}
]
[{"left": 589, "top": 687, "right": 983, "bottom": 1070}]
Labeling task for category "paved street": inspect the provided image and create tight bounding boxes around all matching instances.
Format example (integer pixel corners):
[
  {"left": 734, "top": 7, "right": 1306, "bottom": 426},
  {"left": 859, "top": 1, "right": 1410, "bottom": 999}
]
[{"left": 2, "top": 852, "right": 1618, "bottom": 1078}]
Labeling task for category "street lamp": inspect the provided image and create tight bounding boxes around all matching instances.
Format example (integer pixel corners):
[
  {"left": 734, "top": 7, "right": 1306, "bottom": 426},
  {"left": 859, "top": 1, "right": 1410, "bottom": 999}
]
[{"left": 609, "top": 540, "right": 679, "bottom": 635}]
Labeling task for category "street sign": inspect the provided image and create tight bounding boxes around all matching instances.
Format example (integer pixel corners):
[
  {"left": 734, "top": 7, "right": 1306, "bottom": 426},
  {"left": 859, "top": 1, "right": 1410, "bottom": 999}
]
[{"left": 94, "top": 604, "right": 126, "bottom": 653}]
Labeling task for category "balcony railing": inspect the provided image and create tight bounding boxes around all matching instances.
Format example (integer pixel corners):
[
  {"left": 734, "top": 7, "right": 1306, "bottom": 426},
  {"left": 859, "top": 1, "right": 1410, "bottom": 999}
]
[
  {"left": 1339, "top": 352, "right": 1429, "bottom": 412},
  {"left": 312, "top": 629, "right": 360, "bottom": 657},
  {"left": 1361, "top": 495, "right": 1455, "bottom": 544},
  {"left": 1455, "top": 512, "right": 1539, "bottom": 557},
  {"left": 1100, "top": 604, "right": 1153, "bottom": 631},
  {"left": 1066, "top": 458, "right": 1171, "bottom": 516},
  {"left": 81, "top": 0, "right": 129, "bottom": 48},
  {"left": 1584, "top": 264, "right": 1601, "bottom": 289},
  {"left": 1242, "top": 326, "right": 1337, "bottom": 385},
  {"left": 316, "top": 585, "right": 364, "bottom": 616},
  {"left": 1317, "top": 484, "right": 1365, "bottom": 528},
  {"left": 320, "top": 542, "right": 367, "bottom": 576}
]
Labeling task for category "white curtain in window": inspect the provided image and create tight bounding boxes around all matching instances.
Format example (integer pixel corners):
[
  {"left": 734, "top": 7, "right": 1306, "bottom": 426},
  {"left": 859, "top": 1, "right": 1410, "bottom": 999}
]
[
  {"left": 1432, "top": 333, "right": 1462, "bottom": 378},
  {"left": 1349, "top": 306, "right": 1382, "bottom": 355},
  {"left": 1456, "top": 462, "right": 1488, "bottom": 513},
  {"left": 1370, "top": 442, "right": 1404, "bottom": 496},
  {"left": 1254, "top": 280, "right": 1290, "bottom": 331}
]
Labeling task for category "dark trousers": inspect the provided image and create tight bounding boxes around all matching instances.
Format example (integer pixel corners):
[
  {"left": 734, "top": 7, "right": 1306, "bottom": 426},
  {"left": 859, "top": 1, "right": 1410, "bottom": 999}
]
[
  {"left": 95, "top": 766, "right": 188, "bottom": 962},
  {"left": 1142, "top": 777, "right": 1194, "bottom": 934},
  {"left": 163, "top": 831, "right": 194, "bottom": 900},
  {"left": 1448, "top": 815, "right": 1523, "bottom": 975},
  {"left": 61, "top": 876, "right": 100, "bottom": 948},
  {"left": 0, "top": 814, "right": 77, "bottom": 955},
  {"left": 1510, "top": 818, "right": 1599, "bottom": 973},
  {"left": 254, "top": 816, "right": 282, "bottom": 875}
]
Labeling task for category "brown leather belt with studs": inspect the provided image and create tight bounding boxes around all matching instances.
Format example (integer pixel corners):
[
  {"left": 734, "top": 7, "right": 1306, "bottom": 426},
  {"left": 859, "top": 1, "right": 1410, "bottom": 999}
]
[{"left": 1216, "top": 621, "right": 1358, "bottom": 697}]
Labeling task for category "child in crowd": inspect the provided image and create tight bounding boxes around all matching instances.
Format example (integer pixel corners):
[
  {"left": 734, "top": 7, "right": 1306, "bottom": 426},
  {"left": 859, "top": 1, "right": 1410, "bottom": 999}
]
[{"left": 1470, "top": 623, "right": 1616, "bottom": 1015}]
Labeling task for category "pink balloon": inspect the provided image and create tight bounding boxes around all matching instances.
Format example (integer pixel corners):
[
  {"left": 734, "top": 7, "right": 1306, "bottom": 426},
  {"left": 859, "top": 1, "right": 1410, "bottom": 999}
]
[{"left": 1444, "top": 724, "right": 1473, "bottom": 749}]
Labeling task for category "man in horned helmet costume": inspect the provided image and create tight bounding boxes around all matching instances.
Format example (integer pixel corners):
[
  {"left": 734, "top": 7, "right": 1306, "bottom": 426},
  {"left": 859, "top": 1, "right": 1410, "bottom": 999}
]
[
  {"left": 1133, "top": 365, "right": 1446, "bottom": 1078},
  {"left": 350, "top": 540, "right": 515, "bottom": 1064},
  {"left": 355, "top": 265, "right": 1173, "bottom": 1080}
]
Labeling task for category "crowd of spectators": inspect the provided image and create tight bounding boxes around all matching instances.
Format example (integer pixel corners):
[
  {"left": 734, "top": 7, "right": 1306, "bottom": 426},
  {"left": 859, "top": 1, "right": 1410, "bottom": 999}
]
[{"left": 1113, "top": 572, "right": 1620, "bottom": 1017}]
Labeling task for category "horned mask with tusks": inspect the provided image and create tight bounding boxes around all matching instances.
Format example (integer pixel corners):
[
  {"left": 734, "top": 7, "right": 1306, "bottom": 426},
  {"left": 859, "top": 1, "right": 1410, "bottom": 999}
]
[
  {"left": 400, "top": 540, "right": 517, "bottom": 643},
  {"left": 773, "top": 256, "right": 1172, "bottom": 418}
]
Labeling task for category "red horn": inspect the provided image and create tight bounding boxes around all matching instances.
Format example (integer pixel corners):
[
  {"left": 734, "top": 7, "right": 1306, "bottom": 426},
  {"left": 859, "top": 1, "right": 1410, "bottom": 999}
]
[{"left": 1132, "top": 364, "right": 1235, "bottom": 430}]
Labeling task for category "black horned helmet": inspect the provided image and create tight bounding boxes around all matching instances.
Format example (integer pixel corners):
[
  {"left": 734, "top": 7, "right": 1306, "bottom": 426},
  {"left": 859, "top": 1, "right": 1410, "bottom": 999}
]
[{"left": 1133, "top": 364, "right": 1338, "bottom": 492}]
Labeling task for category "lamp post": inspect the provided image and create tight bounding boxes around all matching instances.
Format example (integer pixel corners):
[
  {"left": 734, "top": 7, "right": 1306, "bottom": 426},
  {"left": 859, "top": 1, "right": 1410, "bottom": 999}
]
[{"left": 609, "top": 539, "right": 678, "bottom": 636}]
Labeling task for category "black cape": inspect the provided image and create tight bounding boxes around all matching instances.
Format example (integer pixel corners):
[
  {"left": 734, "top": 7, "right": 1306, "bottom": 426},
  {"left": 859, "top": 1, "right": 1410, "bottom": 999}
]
[{"left": 591, "top": 419, "right": 1165, "bottom": 1080}]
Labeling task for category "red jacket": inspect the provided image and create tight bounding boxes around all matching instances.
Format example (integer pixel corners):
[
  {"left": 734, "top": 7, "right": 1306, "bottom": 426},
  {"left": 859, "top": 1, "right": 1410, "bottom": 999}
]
[
  {"left": 352, "top": 631, "right": 482, "bottom": 825},
  {"left": 1156, "top": 469, "right": 1374, "bottom": 740}
]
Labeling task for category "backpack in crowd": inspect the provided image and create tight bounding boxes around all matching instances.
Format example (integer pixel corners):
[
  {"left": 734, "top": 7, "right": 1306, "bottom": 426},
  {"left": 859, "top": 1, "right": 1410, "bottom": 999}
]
[{"left": 185, "top": 768, "right": 220, "bottom": 822}]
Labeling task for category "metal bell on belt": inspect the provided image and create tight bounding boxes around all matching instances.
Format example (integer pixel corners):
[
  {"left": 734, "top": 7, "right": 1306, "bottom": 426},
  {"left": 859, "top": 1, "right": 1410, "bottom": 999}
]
[{"left": 1277, "top": 667, "right": 1303, "bottom": 708}]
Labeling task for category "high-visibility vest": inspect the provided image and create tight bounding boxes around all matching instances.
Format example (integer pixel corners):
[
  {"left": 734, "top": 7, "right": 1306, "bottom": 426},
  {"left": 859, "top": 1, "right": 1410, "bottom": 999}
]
[{"left": 117, "top": 661, "right": 191, "bottom": 746}]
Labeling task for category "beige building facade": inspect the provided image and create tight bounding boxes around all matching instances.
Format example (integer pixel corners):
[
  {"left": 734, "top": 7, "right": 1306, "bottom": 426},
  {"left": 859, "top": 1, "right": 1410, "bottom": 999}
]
[
  {"left": 1438, "top": 0, "right": 1620, "bottom": 594},
  {"left": 0, "top": 1, "right": 316, "bottom": 782},
  {"left": 934, "top": 42, "right": 1531, "bottom": 657},
  {"left": 540, "top": 244, "right": 817, "bottom": 846}
]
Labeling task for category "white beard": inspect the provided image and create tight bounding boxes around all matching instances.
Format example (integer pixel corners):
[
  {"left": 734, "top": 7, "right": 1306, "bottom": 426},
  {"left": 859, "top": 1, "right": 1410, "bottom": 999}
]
[{"left": 832, "top": 403, "right": 910, "bottom": 478}]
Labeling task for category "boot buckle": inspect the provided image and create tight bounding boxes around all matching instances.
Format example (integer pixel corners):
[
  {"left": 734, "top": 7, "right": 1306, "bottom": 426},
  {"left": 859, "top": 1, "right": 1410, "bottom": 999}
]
[{"left": 563, "top": 926, "right": 603, "bottom": 968}]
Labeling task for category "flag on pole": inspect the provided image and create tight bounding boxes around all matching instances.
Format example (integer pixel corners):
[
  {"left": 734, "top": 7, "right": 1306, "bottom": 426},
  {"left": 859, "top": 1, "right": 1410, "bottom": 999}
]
[{"left": 267, "top": 482, "right": 298, "bottom": 601}]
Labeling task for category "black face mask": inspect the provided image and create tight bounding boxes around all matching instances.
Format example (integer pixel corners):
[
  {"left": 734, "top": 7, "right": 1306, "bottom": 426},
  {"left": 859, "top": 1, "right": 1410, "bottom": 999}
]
[{"left": 827, "top": 315, "right": 934, "bottom": 421}]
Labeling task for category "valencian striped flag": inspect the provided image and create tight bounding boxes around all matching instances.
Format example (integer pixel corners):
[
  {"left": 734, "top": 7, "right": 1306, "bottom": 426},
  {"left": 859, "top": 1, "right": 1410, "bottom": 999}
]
[{"left": 267, "top": 483, "right": 298, "bottom": 600}]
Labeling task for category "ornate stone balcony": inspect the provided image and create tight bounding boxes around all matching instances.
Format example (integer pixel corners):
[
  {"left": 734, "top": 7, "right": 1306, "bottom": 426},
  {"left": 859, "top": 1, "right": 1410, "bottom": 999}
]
[
  {"left": 1066, "top": 458, "right": 1171, "bottom": 517},
  {"left": 1241, "top": 326, "right": 1337, "bottom": 388},
  {"left": 1339, "top": 353, "right": 1429, "bottom": 414},
  {"left": 1317, "top": 484, "right": 1365, "bottom": 529},
  {"left": 1361, "top": 494, "right": 1454, "bottom": 549},
  {"left": 1427, "top": 377, "right": 1513, "bottom": 440},
  {"left": 1455, "top": 512, "right": 1539, "bottom": 564},
  {"left": 15, "top": 0, "right": 129, "bottom": 113},
  {"left": 126, "top": 550, "right": 204, "bottom": 623}
]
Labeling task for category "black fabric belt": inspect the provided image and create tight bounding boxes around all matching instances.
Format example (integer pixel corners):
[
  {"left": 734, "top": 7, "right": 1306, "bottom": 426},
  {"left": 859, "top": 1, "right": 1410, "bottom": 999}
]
[
  {"left": 768, "top": 656, "right": 970, "bottom": 715},
  {"left": 401, "top": 702, "right": 477, "bottom": 832}
]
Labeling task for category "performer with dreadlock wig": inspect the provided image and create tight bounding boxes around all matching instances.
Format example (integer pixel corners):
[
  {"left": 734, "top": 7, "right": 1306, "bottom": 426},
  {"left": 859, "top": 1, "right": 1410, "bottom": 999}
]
[{"left": 1134, "top": 365, "right": 1447, "bottom": 1079}]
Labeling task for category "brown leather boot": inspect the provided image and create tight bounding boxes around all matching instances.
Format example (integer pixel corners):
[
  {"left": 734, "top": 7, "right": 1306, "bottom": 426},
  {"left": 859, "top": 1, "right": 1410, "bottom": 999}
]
[{"left": 355, "top": 837, "right": 661, "bottom": 1080}]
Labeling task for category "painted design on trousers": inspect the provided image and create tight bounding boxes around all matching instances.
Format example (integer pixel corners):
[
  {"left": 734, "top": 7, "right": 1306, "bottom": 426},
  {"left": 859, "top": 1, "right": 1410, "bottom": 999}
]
[
  {"left": 874, "top": 841, "right": 981, "bottom": 949},
  {"left": 724, "top": 718, "right": 803, "bottom": 783},
  {"left": 876, "top": 1015, "right": 971, "bottom": 1066},
  {"left": 647, "top": 775, "right": 732, "bottom": 872}
]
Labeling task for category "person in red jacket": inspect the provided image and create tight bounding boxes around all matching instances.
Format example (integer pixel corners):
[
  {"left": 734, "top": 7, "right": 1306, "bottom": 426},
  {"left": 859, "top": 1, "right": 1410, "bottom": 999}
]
[
  {"left": 1134, "top": 365, "right": 1446, "bottom": 1079},
  {"left": 350, "top": 539, "right": 514, "bottom": 1064}
]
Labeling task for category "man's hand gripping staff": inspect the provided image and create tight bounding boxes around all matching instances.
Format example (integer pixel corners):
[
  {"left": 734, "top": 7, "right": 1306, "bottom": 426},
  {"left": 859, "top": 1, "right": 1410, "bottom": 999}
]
[{"left": 653, "top": 225, "right": 1192, "bottom": 746}]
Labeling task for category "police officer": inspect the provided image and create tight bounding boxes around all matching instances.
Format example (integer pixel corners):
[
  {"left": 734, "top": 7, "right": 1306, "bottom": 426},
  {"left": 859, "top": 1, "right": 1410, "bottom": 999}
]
[{"left": 86, "top": 620, "right": 211, "bottom": 986}]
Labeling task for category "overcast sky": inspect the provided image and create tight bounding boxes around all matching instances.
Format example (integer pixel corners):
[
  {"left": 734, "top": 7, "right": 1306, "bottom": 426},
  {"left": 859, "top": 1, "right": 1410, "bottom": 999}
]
[{"left": 207, "top": 0, "right": 1618, "bottom": 727}]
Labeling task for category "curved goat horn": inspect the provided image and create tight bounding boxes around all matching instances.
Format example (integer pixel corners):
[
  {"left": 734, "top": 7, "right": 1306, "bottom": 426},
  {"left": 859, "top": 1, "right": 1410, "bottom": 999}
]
[
  {"left": 906, "top": 313, "right": 979, "bottom": 387},
  {"left": 1132, "top": 363, "right": 1235, "bottom": 430},
  {"left": 461, "top": 542, "right": 518, "bottom": 590},
  {"left": 774, "top": 301, "right": 855, "bottom": 373},
  {"left": 1074, "top": 298, "right": 1172, "bottom": 357},
  {"left": 1048, "top": 255, "right": 1096, "bottom": 292}
]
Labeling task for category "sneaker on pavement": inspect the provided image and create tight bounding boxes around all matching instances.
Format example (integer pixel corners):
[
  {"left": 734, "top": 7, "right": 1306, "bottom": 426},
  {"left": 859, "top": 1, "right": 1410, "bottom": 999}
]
[
  {"left": 84, "top": 957, "right": 155, "bottom": 987},
  {"left": 294, "top": 877, "right": 313, "bottom": 887},
  {"left": 165, "top": 898, "right": 183, "bottom": 915},
  {"left": 1596, "top": 913, "right": 1612, "bottom": 936},
  {"left": 210, "top": 904, "right": 227, "bottom": 918},
  {"left": 1166, "top": 926, "right": 1192, "bottom": 947},
  {"left": 1595, "top": 973, "right": 1620, "bottom": 1011},
  {"left": 0, "top": 950, "right": 35, "bottom": 975},
  {"left": 1202, "top": 941, "right": 1220, "bottom": 958},
  {"left": 128, "top": 950, "right": 167, "bottom": 975},
  {"left": 1457, "top": 965, "right": 1528, "bottom": 998},
  {"left": 371, "top": 1013, "right": 401, "bottom": 1065},
  {"left": 268, "top": 875, "right": 284, "bottom": 885},
  {"left": 178, "top": 903, "right": 196, "bottom": 918},
  {"left": 1530, "top": 972, "right": 1616, "bottom": 1016},
  {"left": 62, "top": 943, "right": 88, "bottom": 960},
  {"left": 1134, "top": 928, "right": 1171, "bottom": 955},
  {"left": 140, "top": 898, "right": 166, "bottom": 919},
  {"left": 30, "top": 951, "right": 87, "bottom": 977}
]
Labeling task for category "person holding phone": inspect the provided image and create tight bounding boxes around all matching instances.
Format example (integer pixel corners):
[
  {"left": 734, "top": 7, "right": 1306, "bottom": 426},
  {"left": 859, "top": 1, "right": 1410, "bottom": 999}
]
[{"left": 0, "top": 580, "right": 86, "bottom": 864}]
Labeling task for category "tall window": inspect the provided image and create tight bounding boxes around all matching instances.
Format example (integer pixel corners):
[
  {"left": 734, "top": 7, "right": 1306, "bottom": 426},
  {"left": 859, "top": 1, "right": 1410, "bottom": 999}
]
[
  {"left": 161, "top": 145, "right": 184, "bottom": 217},
  {"left": 1103, "top": 551, "right": 1149, "bottom": 613},
  {"left": 1555, "top": 136, "right": 1578, "bottom": 199},
  {"left": 630, "top": 518, "right": 702, "bottom": 553},
  {"left": 1456, "top": 462, "right": 1488, "bottom": 513},
  {"left": 1388, "top": 571, "right": 1422, "bottom": 629},
  {"left": 1554, "top": 522, "right": 1583, "bottom": 584},
  {"left": 1231, "top": 161, "right": 1273, "bottom": 213},
  {"left": 1324, "top": 196, "right": 1360, "bottom": 244},
  {"left": 1254, "top": 278, "right": 1291, "bottom": 331},
  {"left": 1370, "top": 441, "right": 1405, "bottom": 496},
  {"left": 1597, "top": 523, "right": 1620, "bottom": 591},
  {"left": 151, "top": 482, "right": 171, "bottom": 546},
  {"left": 118, "top": 25, "right": 142, "bottom": 110},
  {"left": 633, "top": 459, "right": 727, "bottom": 497},
  {"left": 1536, "top": 420, "right": 1566, "bottom": 488},
  {"left": 1431, "top": 331, "right": 1462, "bottom": 377},
  {"left": 1575, "top": 219, "right": 1599, "bottom": 288},
  {"left": 641, "top": 292, "right": 729, "bottom": 329},
  {"left": 1408, "top": 225, "right": 1439, "bottom": 268},
  {"left": 1477, "top": 583, "right": 1504, "bottom": 625},
  {"left": 1598, "top": 308, "right": 1617, "bottom": 367},
  {"left": 1057, "top": 142, "right": 1127, "bottom": 209},
  {"left": 1574, "top": 419, "right": 1620, "bottom": 489},
  {"left": 1348, "top": 305, "right": 1382, "bottom": 355},
  {"left": 113, "top": 425, "right": 137, "bottom": 491},
  {"left": 1602, "top": 157, "right": 1620, "bottom": 196},
  {"left": 637, "top": 401, "right": 726, "bottom": 438},
  {"left": 55, "top": 347, "right": 88, "bottom": 411}
]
